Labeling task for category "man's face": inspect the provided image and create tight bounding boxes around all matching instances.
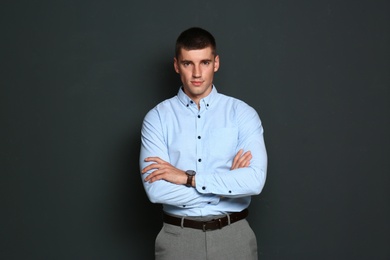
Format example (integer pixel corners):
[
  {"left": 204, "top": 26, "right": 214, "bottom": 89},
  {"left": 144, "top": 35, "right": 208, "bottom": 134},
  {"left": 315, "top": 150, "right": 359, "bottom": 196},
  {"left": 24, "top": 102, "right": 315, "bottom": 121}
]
[{"left": 174, "top": 47, "right": 219, "bottom": 104}]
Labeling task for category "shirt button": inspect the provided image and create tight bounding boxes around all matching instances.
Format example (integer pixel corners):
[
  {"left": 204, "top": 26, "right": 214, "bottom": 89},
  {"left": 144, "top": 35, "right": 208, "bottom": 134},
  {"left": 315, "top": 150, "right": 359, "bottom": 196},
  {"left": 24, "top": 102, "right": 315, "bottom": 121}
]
[
  {"left": 186, "top": 104, "right": 189, "bottom": 107},
  {"left": 198, "top": 136, "right": 201, "bottom": 139},
  {"left": 198, "top": 158, "right": 202, "bottom": 162},
  {"left": 183, "top": 205, "right": 186, "bottom": 207},
  {"left": 202, "top": 186, "right": 206, "bottom": 190},
  {"left": 207, "top": 202, "right": 211, "bottom": 204},
  {"left": 229, "top": 190, "right": 232, "bottom": 193},
  {"left": 190, "top": 101, "right": 193, "bottom": 104},
  {"left": 198, "top": 115, "right": 201, "bottom": 118}
]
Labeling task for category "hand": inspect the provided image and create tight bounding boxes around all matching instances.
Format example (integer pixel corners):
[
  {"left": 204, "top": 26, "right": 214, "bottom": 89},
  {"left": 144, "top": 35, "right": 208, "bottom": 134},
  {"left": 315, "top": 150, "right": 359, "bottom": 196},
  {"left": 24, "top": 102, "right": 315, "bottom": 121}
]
[
  {"left": 231, "top": 149, "right": 252, "bottom": 170},
  {"left": 142, "top": 157, "right": 187, "bottom": 185}
]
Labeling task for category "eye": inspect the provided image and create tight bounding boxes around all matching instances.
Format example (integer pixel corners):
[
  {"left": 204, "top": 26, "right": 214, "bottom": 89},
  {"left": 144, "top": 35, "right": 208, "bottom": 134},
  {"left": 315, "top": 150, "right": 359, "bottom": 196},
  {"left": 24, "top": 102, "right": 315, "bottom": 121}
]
[
  {"left": 202, "top": 61, "right": 210, "bottom": 65},
  {"left": 182, "top": 62, "right": 191, "bottom": 67}
]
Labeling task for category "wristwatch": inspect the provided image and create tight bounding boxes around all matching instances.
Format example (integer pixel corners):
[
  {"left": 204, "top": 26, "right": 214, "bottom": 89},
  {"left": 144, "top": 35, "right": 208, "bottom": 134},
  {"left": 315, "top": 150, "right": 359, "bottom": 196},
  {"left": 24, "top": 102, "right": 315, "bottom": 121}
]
[{"left": 185, "top": 170, "right": 196, "bottom": 187}]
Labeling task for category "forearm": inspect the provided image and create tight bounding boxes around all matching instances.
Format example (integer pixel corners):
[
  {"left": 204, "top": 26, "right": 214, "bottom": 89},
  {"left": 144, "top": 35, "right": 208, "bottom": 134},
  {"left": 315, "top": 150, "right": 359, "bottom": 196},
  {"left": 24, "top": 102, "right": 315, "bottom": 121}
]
[
  {"left": 196, "top": 167, "right": 266, "bottom": 198},
  {"left": 142, "top": 173, "right": 219, "bottom": 207},
  {"left": 195, "top": 139, "right": 267, "bottom": 198},
  {"left": 140, "top": 146, "right": 219, "bottom": 207}
]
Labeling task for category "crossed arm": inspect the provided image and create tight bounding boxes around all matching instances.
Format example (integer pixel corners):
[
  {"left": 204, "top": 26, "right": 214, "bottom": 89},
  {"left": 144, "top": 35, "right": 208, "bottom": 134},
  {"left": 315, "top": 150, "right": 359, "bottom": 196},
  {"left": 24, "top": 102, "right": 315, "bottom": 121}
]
[
  {"left": 140, "top": 102, "right": 267, "bottom": 206},
  {"left": 142, "top": 149, "right": 253, "bottom": 187}
]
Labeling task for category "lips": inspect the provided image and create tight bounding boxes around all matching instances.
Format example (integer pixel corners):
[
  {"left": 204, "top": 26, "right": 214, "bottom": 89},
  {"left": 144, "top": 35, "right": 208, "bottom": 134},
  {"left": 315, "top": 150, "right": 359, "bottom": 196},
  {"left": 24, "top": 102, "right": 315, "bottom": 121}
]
[{"left": 191, "top": 81, "right": 203, "bottom": 86}]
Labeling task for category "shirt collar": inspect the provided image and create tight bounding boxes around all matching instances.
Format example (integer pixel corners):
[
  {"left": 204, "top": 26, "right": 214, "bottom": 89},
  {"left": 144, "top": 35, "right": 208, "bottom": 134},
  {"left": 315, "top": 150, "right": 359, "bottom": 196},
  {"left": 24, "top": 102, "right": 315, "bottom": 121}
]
[{"left": 177, "top": 85, "right": 218, "bottom": 110}]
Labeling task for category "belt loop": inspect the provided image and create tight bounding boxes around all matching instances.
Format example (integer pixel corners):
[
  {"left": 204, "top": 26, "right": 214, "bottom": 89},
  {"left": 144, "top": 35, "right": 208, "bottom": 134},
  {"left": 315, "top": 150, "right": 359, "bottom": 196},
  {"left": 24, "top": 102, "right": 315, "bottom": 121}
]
[
  {"left": 223, "top": 211, "right": 231, "bottom": 226},
  {"left": 180, "top": 215, "right": 186, "bottom": 228}
]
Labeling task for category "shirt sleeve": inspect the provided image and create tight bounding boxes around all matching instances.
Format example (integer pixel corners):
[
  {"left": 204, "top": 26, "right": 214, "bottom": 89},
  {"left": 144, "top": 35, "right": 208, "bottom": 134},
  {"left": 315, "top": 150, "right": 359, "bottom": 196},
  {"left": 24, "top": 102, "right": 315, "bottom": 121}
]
[
  {"left": 139, "top": 108, "right": 220, "bottom": 208},
  {"left": 195, "top": 103, "right": 267, "bottom": 197}
]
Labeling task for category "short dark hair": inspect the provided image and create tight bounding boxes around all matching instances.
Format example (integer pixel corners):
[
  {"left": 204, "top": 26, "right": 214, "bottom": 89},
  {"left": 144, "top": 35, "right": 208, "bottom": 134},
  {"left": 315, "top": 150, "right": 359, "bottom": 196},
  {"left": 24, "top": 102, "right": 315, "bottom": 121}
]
[{"left": 175, "top": 27, "right": 217, "bottom": 58}]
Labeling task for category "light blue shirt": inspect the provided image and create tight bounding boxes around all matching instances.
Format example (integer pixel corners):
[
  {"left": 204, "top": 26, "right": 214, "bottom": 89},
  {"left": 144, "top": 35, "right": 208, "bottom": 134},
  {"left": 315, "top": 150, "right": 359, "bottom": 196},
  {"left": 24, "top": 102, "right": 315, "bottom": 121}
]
[{"left": 140, "top": 86, "right": 267, "bottom": 217}]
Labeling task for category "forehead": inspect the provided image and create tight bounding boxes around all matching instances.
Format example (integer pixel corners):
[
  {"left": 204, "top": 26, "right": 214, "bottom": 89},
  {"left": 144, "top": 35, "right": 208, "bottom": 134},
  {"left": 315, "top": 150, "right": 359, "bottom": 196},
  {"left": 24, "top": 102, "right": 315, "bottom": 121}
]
[{"left": 177, "top": 47, "right": 215, "bottom": 60}]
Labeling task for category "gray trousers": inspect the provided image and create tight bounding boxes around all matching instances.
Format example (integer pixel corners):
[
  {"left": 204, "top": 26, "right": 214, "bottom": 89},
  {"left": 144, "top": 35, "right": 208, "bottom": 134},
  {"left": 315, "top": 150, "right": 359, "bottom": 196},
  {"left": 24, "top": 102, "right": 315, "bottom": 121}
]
[{"left": 155, "top": 218, "right": 258, "bottom": 260}]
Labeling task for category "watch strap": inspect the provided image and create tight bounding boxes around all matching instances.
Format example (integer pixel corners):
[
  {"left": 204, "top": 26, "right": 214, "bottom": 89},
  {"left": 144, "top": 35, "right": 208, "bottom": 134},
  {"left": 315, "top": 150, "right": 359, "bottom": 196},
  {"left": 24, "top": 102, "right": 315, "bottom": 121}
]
[{"left": 186, "top": 174, "right": 194, "bottom": 187}]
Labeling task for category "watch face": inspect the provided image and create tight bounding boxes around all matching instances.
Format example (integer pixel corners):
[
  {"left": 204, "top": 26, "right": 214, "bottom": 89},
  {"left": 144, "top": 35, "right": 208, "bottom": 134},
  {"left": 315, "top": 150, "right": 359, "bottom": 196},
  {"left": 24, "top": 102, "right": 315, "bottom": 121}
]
[{"left": 186, "top": 170, "right": 196, "bottom": 176}]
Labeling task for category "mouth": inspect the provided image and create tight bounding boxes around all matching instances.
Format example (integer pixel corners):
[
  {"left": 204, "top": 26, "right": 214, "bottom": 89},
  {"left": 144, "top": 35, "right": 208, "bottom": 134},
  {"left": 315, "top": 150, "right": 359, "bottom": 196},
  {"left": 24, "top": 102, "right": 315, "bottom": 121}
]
[{"left": 191, "top": 81, "right": 203, "bottom": 86}]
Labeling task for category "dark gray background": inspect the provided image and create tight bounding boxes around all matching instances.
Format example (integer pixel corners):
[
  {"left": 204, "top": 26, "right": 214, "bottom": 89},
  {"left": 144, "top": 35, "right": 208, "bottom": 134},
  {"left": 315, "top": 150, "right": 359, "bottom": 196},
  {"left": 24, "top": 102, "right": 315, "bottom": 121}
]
[{"left": 1, "top": 0, "right": 389, "bottom": 259}]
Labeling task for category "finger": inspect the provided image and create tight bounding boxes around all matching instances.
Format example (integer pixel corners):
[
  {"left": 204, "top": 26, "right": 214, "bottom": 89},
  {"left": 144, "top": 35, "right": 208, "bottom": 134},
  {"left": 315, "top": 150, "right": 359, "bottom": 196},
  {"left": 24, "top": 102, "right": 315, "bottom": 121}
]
[
  {"left": 231, "top": 149, "right": 244, "bottom": 170},
  {"left": 242, "top": 154, "right": 252, "bottom": 167},
  {"left": 144, "top": 157, "right": 164, "bottom": 163},
  {"left": 241, "top": 152, "right": 252, "bottom": 166},
  {"left": 235, "top": 151, "right": 248, "bottom": 164},
  {"left": 236, "top": 151, "right": 252, "bottom": 168},
  {"left": 147, "top": 170, "right": 172, "bottom": 183},
  {"left": 142, "top": 164, "right": 156, "bottom": 173},
  {"left": 144, "top": 169, "right": 163, "bottom": 182},
  {"left": 142, "top": 162, "right": 165, "bottom": 173},
  {"left": 241, "top": 151, "right": 252, "bottom": 162}
]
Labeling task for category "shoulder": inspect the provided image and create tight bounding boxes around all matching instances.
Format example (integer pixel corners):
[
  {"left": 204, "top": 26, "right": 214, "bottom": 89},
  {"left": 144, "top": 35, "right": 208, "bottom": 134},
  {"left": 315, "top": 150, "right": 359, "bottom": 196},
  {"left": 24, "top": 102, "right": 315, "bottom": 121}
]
[
  {"left": 217, "top": 92, "right": 256, "bottom": 113},
  {"left": 144, "top": 96, "right": 179, "bottom": 120},
  {"left": 217, "top": 93, "right": 262, "bottom": 128},
  {"left": 155, "top": 96, "right": 179, "bottom": 110}
]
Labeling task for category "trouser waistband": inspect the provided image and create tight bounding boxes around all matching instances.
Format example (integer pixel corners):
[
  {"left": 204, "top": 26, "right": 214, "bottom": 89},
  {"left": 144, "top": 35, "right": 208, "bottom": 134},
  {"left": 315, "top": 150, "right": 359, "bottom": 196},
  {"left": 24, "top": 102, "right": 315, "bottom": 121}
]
[{"left": 162, "top": 208, "right": 248, "bottom": 232}]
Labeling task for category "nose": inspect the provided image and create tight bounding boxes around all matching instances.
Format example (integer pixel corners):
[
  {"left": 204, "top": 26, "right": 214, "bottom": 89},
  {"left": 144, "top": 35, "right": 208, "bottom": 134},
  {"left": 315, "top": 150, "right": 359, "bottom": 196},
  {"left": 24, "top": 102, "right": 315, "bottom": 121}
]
[{"left": 192, "top": 64, "right": 201, "bottom": 78}]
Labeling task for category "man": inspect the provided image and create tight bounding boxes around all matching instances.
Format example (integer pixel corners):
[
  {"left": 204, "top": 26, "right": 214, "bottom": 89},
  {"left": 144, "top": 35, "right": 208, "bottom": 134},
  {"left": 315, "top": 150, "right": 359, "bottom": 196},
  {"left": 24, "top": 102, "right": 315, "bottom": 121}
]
[{"left": 140, "top": 27, "right": 267, "bottom": 259}]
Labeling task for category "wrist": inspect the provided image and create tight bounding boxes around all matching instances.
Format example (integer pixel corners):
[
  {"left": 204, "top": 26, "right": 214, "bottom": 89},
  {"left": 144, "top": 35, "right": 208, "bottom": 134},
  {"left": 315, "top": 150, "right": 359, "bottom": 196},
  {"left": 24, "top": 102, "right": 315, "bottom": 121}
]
[
  {"left": 185, "top": 170, "right": 196, "bottom": 187},
  {"left": 191, "top": 175, "right": 196, "bottom": 187}
]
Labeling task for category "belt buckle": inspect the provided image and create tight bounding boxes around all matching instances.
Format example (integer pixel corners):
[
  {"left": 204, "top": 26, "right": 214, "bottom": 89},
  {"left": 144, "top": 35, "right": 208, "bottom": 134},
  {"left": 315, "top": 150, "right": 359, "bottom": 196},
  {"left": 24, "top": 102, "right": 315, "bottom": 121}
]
[{"left": 202, "top": 218, "right": 223, "bottom": 232}]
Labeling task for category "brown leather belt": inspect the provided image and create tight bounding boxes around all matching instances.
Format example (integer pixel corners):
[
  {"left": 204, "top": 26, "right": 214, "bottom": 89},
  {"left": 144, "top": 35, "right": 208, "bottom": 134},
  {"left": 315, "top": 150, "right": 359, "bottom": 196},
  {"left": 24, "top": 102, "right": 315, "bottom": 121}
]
[{"left": 163, "top": 209, "right": 248, "bottom": 231}]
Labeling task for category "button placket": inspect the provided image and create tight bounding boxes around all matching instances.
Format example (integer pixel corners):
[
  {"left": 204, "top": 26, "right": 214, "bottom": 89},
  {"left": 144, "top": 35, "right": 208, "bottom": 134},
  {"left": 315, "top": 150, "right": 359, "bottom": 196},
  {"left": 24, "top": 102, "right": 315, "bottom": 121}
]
[{"left": 196, "top": 110, "right": 203, "bottom": 172}]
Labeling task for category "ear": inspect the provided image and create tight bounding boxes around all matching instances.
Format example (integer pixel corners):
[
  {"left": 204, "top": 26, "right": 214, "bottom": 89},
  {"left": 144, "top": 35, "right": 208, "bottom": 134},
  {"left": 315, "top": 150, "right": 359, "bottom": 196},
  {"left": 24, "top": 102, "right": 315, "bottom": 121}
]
[
  {"left": 173, "top": 57, "right": 180, "bottom": 74},
  {"left": 214, "top": 55, "right": 220, "bottom": 72}
]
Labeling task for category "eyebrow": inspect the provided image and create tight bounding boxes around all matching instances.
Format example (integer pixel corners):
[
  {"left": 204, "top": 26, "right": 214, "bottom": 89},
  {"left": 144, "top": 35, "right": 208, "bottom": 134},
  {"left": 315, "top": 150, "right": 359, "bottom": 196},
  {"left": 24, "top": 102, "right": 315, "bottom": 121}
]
[{"left": 180, "top": 59, "right": 213, "bottom": 64}]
